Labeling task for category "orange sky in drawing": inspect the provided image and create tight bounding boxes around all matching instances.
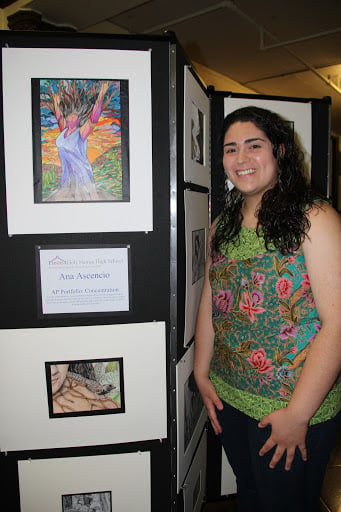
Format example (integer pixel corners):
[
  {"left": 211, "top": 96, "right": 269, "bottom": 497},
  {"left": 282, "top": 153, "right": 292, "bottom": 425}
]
[{"left": 42, "top": 116, "right": 121, "bottom": 166}]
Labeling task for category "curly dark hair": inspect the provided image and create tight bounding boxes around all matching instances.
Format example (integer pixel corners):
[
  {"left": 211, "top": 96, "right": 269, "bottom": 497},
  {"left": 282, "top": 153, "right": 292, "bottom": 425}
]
[
  {"left": 59, "top": 86, "right": 93, "bottom": 126},
  {"left": 213, "top": 106, "right": 324, "bottom": 255}
]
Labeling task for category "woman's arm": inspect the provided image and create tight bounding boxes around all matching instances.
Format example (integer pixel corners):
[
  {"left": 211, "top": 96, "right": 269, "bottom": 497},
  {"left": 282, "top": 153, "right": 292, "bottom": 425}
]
[
  {"left": 80, "top": 81, "right": 110, "bottom": 140},
  {"left": 52, "top": 92, "right": 65, "bottom": 132},
  {"left": 194, "top": 219, "right": 224, "bottom": 434},
  {"left": 259, "top": 203, "right": 341, "bottom": 470}
]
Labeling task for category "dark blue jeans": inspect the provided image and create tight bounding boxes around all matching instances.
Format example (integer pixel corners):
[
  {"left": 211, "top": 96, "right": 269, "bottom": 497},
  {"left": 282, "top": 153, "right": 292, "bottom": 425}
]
[{"left": 216, "top": 401, "right": 340, "bottom": 512}]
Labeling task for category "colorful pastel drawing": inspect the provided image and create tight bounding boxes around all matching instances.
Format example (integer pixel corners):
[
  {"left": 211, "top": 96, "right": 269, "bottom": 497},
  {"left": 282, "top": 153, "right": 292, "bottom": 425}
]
[{"left": 32, "top": 78, "right": 130, "bottom": 203}]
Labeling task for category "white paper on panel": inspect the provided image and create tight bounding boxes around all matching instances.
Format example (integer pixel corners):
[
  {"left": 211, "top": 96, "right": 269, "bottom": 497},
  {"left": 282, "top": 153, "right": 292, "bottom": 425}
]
[
  {"left": 183, "top": 429, "right": 207, "bottom": 512},
  {"left": 184, "top": 66, "right": 211, "bottom": 188},
  {"left": 224, "top": 97, "right": 312, "bottom": 178},
  {"left": 2, "top": 47, "right": 153, "bottom": 234},
  {"left": 184, "top": 190, "right": 209, "bottom": 346},
  {"left": 18, "top": 451, "right": 151, "bottom": 512},
  {"left": 0, "top": 322, "right": 166, "bottom": 451},
  {"left": 176, "top": 342, "right": 207, "bottom": 492}
]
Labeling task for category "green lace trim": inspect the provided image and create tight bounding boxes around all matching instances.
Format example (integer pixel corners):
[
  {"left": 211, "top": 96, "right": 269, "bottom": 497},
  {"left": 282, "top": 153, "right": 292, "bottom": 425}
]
[
  {"left": 219, "top": 225, "right": 275, "bottom": 260},
  {"left": 210, "top": 372, "right": 341, "bottom": 425},
  {"left": 217, "top": 203, "right": 330, "bottom": 260}
]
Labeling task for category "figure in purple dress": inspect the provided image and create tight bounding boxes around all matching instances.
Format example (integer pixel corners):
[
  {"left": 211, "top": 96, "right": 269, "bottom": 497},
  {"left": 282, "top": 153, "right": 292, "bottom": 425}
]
[{"left": 44, "top": 80, "right": 114, "bottom": 201}]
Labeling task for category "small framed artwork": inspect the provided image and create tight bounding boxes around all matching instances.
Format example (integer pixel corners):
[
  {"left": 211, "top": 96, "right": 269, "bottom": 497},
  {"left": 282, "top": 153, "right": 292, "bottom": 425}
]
[
  {"left": 184, "top": 190, "right": 209, "bottom": 346},
  {"left": 192, "top": 228, "right": 205, "bottom": 285},
  {"left": 177, "top": 342, "right": 207, "bottom": 492},
  {"left": 45, "top": 357, "right": 125, "bottom": 418},
  {"left": 184, "top": 66, "right": 210, "bottom": 188},
  {"left": 183, "top": 429, "right": 207, "bottom": 512},
  {"left": 18, "top": 452, "right": 151, "bottom": 512},
  {"left": 0, "top": 322, "right": 166, "bottom": 451},
  {"left": 2, "top": 47, "right": 153, "bottom": 234},
  {"left": 62, "top": 491, "right": 112, "bottom": 512},
  {"left": 36, "top": 244, "right": 131, "bottom": 317}
]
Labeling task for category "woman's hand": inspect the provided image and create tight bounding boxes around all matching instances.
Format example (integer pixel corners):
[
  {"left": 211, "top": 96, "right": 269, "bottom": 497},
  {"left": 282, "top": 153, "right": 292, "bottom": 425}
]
[
  {"left": 258, "top": 407, "right": 308, "bottom": 470},
  {"left": 197, "top": 377, "right": 224, "bottom": 435},
  {"left": 52, "top": 92, "right": 61, "bottom": 110},
  {"left": 99, "top": 80, "right": 110, "bottom": 98}
]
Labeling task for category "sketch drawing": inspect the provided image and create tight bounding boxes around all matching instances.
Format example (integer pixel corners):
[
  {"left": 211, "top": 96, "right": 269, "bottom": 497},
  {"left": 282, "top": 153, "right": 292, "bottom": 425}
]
[
  {"left": 192, "top": 228, "right": 205, "bottom": 285},
  {"left": 46, "top": 358, "right": 124, "bottom": 418},
  {"left": 184, "top": 371, "right": 204, "bottom": 451},
  {"left": 191, "top": 102, "right": 204, "bottom": 165},
  {"left": 62, "top": 491, "right": 111, "bottom": 512}
]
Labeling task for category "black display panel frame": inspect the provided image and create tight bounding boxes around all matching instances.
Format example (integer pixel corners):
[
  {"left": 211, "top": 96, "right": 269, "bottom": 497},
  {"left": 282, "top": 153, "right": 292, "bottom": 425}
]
[{"left": 0, "top": 29, "right": 173, "bottom": 512}]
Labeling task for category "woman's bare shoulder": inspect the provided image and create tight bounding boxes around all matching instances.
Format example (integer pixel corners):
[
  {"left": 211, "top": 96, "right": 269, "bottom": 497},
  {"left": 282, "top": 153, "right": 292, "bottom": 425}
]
[
  {"left": 306, "top": 201, "right": 340, "bottom": 228},
  {"left": 303, "top": 201, "right": 340, "bottom": 250}
]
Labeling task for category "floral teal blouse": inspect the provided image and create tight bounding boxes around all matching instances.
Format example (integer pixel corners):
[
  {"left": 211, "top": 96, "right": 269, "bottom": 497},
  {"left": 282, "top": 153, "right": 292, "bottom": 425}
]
[{"left": 209, "top": 225, "right": 340, "bottom": 425}]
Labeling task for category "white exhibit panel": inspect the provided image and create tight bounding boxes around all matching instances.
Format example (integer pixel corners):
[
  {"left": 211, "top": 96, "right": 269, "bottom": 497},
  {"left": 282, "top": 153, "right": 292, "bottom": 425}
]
[
  {"left": 221, "top": 449, "right": 237, "bottom": 496},
  {"left": 2, "top": 47, "right": 153, "bottom": 234},
  {"left": 184, "top": 190, "right": 209, "bottom": 346},
  {"left": 224, "top": 97, "right": 312, "bottom": 178},
  {"left": 183, "top": 429, "right": 207, "bottom": 512},
  {"left": 18, "top": 451, "right": 151, "bottom": 512},
  {"left": 184, "top": 66, "right": 210, "bottom": 188},
  {"left": 0, "top": 322, "right": 167, "bottom": 451},
  {"left": 177, "top": 342, "right": 207, "bottom": 492}
]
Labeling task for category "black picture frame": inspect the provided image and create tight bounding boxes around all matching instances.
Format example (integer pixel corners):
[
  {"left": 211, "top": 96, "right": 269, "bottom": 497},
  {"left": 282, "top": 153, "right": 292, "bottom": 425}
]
[
  {"left": 32, "top": 78, "right": 130, "bottom": 204},
  {"left": 45, "top": 357, "right": 125, "bottom": 419},
  {"left": 62, "top": 490, "right": 112, "bottom": 512}
]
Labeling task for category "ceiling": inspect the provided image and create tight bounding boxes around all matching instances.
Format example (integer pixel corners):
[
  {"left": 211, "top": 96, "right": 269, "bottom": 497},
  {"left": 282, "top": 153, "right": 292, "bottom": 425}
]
[{"left": 2, "top": 0, "right": 341, "bottom": 136}]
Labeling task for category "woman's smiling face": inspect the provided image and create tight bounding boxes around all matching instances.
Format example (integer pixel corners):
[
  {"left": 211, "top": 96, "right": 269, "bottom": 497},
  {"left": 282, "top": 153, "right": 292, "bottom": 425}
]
[
  {"left": 223, "top": 121, "right": 278, "bottom": 202},
  {"left": 50, "top": 364, "right": 69, "bottom": 394}
]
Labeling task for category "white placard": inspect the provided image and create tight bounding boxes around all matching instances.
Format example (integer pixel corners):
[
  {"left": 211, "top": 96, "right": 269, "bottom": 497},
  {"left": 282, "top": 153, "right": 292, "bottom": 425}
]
[
  {"left": 2, "top": 47, "right": 153, "bottom": 234},
  {"left": 224, "top": 97, "right": 312, "bottom": 177},
  {"left": 184, "top": 66, "right": 210, "bottom": 188},
  {"left": 38, "top": 246, "right": 130, "bottom": 314},
  {"left": 184, "top": 190, "right": 209, "bottom": 346},
  {"left": 0, "top": 322, "right": 166, "bottom": 451},
  {"left": 18, "top": 452, "right": 151, "bottom": 512}
]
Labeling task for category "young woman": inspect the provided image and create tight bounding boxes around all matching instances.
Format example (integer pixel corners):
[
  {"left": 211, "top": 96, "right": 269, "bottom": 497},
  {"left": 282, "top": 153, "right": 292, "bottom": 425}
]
[{"left": 194, "top": 106, "right": 341, "bottom": 511}]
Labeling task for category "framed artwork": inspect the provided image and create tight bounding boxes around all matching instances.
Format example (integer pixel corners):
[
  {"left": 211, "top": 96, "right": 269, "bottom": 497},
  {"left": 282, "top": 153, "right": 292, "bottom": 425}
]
[
  {"left": 2, "top": 47, "right": 153, "bottom": 234},
  {"left": 0, "top": 322, "right": 166, "bottom": 451},
  {"left": 45, "top": 357, "right": 125, "bottom": 418},
  {"left": 224, "top": 97, "right": 312, "bottom": 178},
  {"left": 191, "top": 228, "right": 205, "bottom": 285},
  {"left": 184, "top": 190, "right": 209, "bottom": 346},
  {"left": 62, "top": 491, "right": 112, "bottom": 512},
  {"left": 36, "top": 244, "right": 131, "bottom": 316},
  {"left": 31, "top": 78, "right": 129, "bottom": 204},
  {"left": 184, "top": 66, "right": 210, "bottom": 188},
  {"left": 177, "top": 342, "right": 207, "bottom": 492},
  {"left": 18, "top": 452, "right": 151, "bottom": 512},
  {"left": 183, "top": 430, "right": 207, "bottom": 512}
]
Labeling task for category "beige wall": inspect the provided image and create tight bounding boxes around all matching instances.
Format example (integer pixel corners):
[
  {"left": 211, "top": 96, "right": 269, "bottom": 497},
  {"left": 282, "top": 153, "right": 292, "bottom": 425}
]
[{"left": 192, "top": 60, "right": 255, "bottom": 95}]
